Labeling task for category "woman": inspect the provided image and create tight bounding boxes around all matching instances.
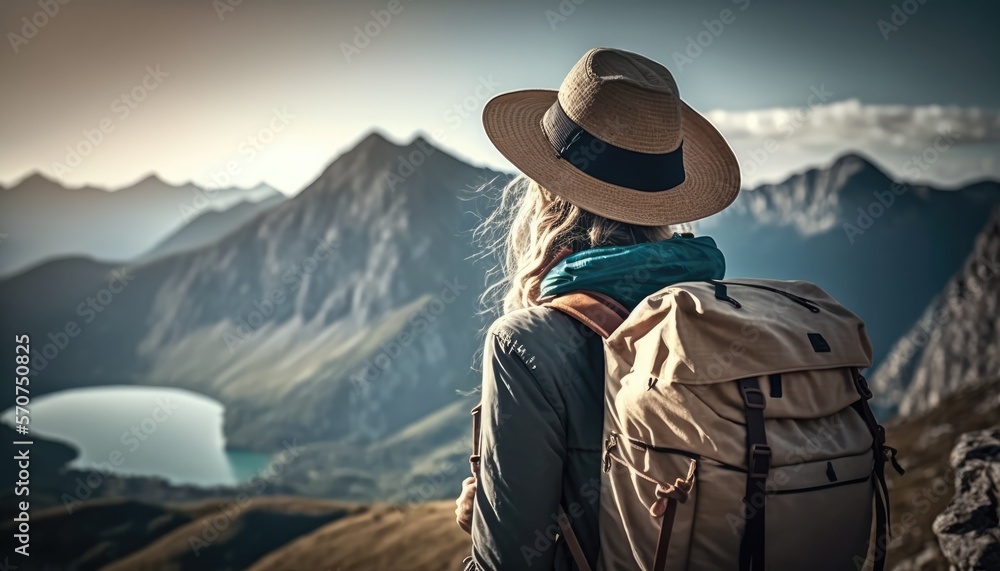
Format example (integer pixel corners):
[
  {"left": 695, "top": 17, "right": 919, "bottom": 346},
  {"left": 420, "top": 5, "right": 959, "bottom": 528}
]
[{"left": 455, "top": 47, "right": 740, "bottom": 570}]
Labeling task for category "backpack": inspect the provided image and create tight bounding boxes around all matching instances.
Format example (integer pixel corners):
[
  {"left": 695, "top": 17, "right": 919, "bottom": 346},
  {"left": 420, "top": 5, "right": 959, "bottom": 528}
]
[{"left": 532, "top": 278, "right": 903, "bottom": 571}]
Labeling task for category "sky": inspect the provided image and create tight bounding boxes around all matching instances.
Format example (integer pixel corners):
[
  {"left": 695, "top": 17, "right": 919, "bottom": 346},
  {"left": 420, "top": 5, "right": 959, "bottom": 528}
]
[{"left": 1, "top": 0, "right": 998, "bottom": 194}]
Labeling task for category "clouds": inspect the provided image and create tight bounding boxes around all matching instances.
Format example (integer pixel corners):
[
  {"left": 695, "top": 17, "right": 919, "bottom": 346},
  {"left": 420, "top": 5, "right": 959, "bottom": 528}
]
[
  {"left": 704, "top": 99, "right": 1000, "bottom": 188},
  {"left": 707, "top": 99, "right": 1000, "bottom": 148}
]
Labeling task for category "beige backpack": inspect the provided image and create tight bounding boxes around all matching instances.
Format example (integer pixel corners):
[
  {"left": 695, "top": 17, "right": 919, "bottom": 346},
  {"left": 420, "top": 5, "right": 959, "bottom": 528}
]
[{"left": 540, "top": 279, "right": 903, "bottom": 571}]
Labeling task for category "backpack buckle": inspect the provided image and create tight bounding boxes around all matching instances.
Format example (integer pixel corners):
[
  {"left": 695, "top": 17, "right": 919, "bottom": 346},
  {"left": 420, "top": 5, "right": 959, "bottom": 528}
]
[
  {"left": 603, "top": 433, "right": 619, "bottom": 473},
  {"left": 853, "top": 370, "right": 874, "bottom": 400},
  {"left": 741, "top": 386, "right": 766, "bottom": 410},
  {"left": 883, "top": 445, "right": 905, "bottom": 475},
  {"left": 748, "top": 444, "right": 771, "bottom": 478}
]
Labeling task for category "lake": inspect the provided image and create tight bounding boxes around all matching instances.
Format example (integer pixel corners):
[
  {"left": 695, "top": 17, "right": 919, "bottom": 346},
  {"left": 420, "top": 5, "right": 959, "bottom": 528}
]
[{"left": 1, "top": 385, "right": 272, "bottom": 486}]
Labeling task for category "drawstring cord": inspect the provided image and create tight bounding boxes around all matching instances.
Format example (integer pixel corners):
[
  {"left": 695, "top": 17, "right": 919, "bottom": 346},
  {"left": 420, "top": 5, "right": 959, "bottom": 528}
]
[{"left": 604, "top": 433, "right": 697, "bottom": 571}]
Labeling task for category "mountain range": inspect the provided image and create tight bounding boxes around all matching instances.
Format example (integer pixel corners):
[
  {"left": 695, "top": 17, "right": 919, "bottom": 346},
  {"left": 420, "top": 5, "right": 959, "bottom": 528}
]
[
  {"left": 0, "top": 173, "right": 281, "bottom": 276},
  {"left": 0, "top": 132, "right": 997, "bottom": 504},
  {"left": 0, "top": 132, "right": 504, "bottom": 457},
  {"left": 699, "top": 153, "right": 1000, "bottom": 373}
]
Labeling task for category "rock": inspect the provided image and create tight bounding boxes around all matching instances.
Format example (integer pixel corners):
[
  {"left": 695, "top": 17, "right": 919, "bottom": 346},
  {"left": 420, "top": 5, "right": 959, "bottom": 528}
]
[{"left": 933, "top": 426, "right": 1000, "bottom": 570}]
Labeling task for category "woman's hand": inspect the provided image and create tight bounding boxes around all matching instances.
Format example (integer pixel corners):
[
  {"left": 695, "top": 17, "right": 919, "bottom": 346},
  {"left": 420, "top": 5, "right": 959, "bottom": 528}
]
[{"left": 455, "top": 475, "right": 477, "bottom": 534}]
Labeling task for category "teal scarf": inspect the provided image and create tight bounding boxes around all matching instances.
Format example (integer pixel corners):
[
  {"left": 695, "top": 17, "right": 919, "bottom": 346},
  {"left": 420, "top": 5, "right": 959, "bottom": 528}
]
[{"left": 539, "top": 234, "right": 726, "bottom": 310}]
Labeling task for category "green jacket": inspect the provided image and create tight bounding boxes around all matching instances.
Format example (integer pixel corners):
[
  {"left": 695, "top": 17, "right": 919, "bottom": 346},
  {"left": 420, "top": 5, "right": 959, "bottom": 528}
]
[{"left": 470, "top": 236, "right": 725, "bottom": 570}]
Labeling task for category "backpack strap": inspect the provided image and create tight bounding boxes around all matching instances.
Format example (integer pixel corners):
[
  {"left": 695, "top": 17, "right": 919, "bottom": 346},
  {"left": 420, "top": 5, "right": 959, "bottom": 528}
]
[
  {"left": 848, "top": 367, "right": 904, "bottom": 571},
  {"left": 605, "top": 438, "right": 697, "bottom": 571},
  {"left": 544, "top": 290, "right": 629, "bottom": 339},
  {"left": 540, "top": 290, "right": 628, "bottom": 571},
  {"left": 557, "top": 506, "right": 593, "bottom": 571},
  {"left": 738, "top": 376, "right": 771, "bottom": 571},
  {"left": 470, "top": 403, "right": 482, "bottom": 476}
]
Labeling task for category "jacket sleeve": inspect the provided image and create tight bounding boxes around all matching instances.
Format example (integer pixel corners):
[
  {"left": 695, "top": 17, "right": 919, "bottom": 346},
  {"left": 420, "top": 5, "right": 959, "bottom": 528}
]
[{"left": 470, "top": 326, "right": 568, "bottom": 570}]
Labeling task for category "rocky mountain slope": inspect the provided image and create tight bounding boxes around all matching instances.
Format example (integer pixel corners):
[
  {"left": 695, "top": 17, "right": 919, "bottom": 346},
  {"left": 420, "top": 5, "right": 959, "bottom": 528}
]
[
  {"left": 932, "top": 426, "right": 1000, "bottom": 570},
  {"left": 0, "top": 173, "right": 280, "bottom": 276},
  {"left": 881, "top": 378, "right": 1000, "bottom": 571},
  {"left": 871, "top": 205, "right": 1000, "bottom": 416},
  {"left": 860, "top": 205, "right": 1000, "bottom": 570}
]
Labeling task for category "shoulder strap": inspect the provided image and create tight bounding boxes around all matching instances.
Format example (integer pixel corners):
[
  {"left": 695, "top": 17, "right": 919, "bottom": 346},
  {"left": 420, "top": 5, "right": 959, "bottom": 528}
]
[
  {"left": 544, "top": 290, "right": 629, "bottom": 339},
  {"left": 469, "top": 403, "right": 482, "bottom": 476},
  {"left": 849, "top": 367, "right": 903, "bottom": 571},
  {"left": 540, "top": 289, "right": 627, "bottom": 570},
  {"left": 738, "top": 376, "right": 771, "bottom": 571}
]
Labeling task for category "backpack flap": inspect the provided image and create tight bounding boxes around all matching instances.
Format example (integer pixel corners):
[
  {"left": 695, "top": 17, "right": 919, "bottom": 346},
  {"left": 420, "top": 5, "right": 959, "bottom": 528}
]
[{"left": 609, "top": 279, "right": 873, "bottom": 386}]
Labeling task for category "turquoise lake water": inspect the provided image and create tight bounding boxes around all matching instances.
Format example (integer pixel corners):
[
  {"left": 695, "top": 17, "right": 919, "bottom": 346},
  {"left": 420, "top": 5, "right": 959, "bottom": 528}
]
[{"left": 1, "top": 385, "right": 272, "bottom": 486}]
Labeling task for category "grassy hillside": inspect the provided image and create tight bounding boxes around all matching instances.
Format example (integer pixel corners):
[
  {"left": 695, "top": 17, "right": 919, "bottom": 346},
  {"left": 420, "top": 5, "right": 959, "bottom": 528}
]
[{"left": 247, "top": 502, "right": 470, "bottom": 571}]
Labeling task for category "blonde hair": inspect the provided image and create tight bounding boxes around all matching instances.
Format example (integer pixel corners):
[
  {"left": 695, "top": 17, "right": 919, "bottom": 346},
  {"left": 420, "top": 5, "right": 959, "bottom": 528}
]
[{"left": 477, "top": 174, "right": 686, "bottom": 317}]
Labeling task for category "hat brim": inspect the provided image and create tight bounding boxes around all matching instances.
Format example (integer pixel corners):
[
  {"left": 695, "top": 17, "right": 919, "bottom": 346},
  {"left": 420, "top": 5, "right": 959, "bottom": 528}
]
[{"left": 482, "top": 89, "right": 741, "bottom": 226}]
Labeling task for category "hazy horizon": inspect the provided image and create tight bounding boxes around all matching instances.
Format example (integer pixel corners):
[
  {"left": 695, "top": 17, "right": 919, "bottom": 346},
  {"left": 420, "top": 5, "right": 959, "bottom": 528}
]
[{"left": 2, "top": 0, "right": 998, "bottom": 194}]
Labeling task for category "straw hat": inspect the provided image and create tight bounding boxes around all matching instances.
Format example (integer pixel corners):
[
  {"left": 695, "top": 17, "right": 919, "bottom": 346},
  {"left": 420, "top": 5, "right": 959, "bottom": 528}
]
[{"left": 482, "top": 47, "right": 740, "bottom": 226}]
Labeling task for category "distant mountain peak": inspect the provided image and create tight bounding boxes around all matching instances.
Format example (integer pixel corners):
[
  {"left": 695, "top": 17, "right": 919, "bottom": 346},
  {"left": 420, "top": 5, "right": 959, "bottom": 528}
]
[
  {"left": 830, "top": 151, "right": 881, "bottom": 172},
  {"left": 722, "top": 151, "right": 899, "bottom": 235},
  {"left": 131, "top": 173, "right": 173, "bottom": 188},
  {"left": 824, "top": 153, "right": 894, "bottom": 199},
  {"left": 13, "top": 171, "right": 60, "bottom": 188},
  {"left": 248, "top": 182, "right": 281, "bottom": 196},
  {"left": 306, "top": 130, "right": 460, "bottom": 194},
  {"left": 354, "top": 130, "right": 404, "bottom": 152},
  {"left": 349, "top": 130, "right": 451, "bottom": 160},
  {"left": 828, "top": 152, "right": 890, "bottom": 184}
]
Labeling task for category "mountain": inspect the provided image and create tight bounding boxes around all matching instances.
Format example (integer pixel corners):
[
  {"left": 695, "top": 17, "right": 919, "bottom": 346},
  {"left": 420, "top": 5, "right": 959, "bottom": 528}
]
[
  {"left": 0, "top": 132, "right": 506, "bottom": 458},
  {"left": 0, "top": 173, "right": 281, "bottom": 276},
  {"left": 700, "top": 153, "right": 1000, "bottom": 371},
  {"left": 1, "top": 137, "right": 997, "bottom": 505},
  {"left": 870, "top": 205, "right": 1000, "bottom": 417},
  {"left": 136, "top": 193, "right": 286, "bottom": 263}
]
